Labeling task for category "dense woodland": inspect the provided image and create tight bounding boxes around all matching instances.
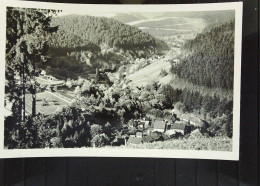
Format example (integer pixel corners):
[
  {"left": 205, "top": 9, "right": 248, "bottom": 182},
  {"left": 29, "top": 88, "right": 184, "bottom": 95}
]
[
  {"left": 52, "top": 15, "right": 168, "bottom": 56},
  {"left": 40, "top": 15, "right": 168, "bottom": 80},
  {"left": 171, "top": 19, "right": 235, "bottom": 90}
]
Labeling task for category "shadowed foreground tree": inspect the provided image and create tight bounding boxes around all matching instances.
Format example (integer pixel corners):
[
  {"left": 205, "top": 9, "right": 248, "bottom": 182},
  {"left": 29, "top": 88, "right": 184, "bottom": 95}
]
[{"left": 5, "top": 7, "right": 60, "bottom": 120}]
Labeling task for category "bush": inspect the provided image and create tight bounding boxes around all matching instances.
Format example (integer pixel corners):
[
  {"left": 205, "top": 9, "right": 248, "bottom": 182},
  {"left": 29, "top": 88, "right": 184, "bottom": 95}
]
[
  {"left": 159, "top": 69, "right": 168, "bottom": 77},
  {"left": 91, "top": 133, "right": 109, "bottom": 147}
]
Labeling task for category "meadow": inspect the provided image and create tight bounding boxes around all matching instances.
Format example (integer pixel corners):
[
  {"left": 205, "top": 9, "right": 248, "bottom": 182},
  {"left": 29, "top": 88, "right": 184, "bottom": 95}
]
[{"left": 117, "top": 136, "right": 232, "bottom": 151}]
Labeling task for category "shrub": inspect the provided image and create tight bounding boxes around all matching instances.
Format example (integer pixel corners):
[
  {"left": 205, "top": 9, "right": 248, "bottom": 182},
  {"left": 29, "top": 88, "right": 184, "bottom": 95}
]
[{"left": 159, "top": 69, "right": 168, "bottom": 77}]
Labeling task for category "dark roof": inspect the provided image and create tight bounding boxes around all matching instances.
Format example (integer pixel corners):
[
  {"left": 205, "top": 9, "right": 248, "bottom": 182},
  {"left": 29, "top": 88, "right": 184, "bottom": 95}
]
[
  {"left": 162, "top": 134, "right": 170, "bottom": 140},
  {"left": 143, "top": 135, "right": 154, "bottom": 143},
  {"left": 170, "top": 123, "right": 187, "bottom": 130},
  {"left": 127, "top": 137, "right": 143, "bottom": 144},
  {"left": 150, "top": 132, "right": 162, "bottom": 140},
  {"left": 154, "top": 120, "right": 166, "bottom": 129}
]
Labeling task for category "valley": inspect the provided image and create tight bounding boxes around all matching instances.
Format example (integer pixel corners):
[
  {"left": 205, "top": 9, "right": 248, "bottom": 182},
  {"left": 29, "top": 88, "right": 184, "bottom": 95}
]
[{"left": 5, "top": 8, "right": 235, "bottom": 150}]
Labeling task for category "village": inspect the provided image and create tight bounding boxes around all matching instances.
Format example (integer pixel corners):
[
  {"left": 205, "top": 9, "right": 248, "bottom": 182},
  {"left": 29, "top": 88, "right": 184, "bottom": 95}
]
[{"left": 112, "top": 111, "right": 209, "bottom": 146}]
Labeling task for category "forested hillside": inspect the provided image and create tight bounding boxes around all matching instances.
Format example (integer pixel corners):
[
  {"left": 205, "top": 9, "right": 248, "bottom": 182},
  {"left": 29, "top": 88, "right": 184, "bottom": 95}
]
[
  {"left": 171, "top": 19, "right": 235, "bottom": 90},
  {"left": 42, "top": 15, "right": 169, "bottom": 80},
  {"left": 47, "top": 29, "right": 101, "bottom": 57},
  {"left": 52, "top": 15, "right": 168, "bottom": 57}
]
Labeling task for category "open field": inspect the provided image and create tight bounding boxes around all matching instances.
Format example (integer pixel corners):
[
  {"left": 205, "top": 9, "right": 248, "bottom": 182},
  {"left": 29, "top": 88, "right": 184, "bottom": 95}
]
[
  {"left": 127, "top": 57, "right": 172, "bottom": 87},
  {"left": 25, "top": 91, "right": 70, "bottom": 115}
]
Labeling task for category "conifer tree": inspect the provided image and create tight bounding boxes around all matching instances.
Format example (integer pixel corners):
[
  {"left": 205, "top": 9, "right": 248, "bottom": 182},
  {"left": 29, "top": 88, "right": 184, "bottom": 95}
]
[{"left": 5, "top": 7, "right": 60, "bottom": 119}]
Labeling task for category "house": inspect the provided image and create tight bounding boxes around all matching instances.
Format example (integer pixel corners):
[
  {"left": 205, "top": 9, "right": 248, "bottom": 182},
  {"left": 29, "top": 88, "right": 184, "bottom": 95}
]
[
  {"left": 189, "top": 117, "right": 208, "bottom": 128},
  {"left": 127, "top": 137, "right": 143, "bottom": 145},
  {"left": 180, "top": 114, "right": 207, "bottom": 128},
  {"left": 153, "top": 120, "right": 167, "bottom": 133},
  {"left": 166, "top": 123, "right": 191, "bottom": 137},
  {"left": 180, "top": 114, "right": 192, "bottom": 123},
  {"left": 138, "top": 120, "right": 150, "bottom": 129},
  {"left": 142, "top": 135, "right": 154, "bottom": 143}
]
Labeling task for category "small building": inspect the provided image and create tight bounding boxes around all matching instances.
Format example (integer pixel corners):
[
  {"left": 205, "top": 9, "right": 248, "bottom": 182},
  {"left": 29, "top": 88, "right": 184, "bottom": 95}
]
[
  {"left": 153, "top": 120, "right": 167, "bottom": 133},
  {"left": 189, "top": 117, "right": 208, "bottom": 128},
  {"left": 180, "top": 114, "right": 192, "bottom": 123},
  {"left": 166, "top": 123, "right": 191, "bottom": 137},
  {"left": 138, "top": 120, "right": 150, "bottom": 129}
]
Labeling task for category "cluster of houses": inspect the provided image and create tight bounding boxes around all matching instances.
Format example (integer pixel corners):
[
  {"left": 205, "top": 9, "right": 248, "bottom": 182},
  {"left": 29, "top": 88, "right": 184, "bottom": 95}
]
[{"left": 119, "top": 113, "right": 208, "bottom": 145}]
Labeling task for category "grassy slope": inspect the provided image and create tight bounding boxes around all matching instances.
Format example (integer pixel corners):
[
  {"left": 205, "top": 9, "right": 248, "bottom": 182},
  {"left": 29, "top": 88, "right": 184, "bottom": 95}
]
[
  {"left": 114, "top": 136, "right": 232, "bottom": 151},
  {"left": 127, "top": 57, "right": 172, "bottom": 87},
  {"left": 126, "top": 56, "right": 232, "bottom": 99}
]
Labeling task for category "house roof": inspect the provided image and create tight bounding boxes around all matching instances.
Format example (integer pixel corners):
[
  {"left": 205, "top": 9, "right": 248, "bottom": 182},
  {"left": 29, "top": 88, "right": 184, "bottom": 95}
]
[
  {"left": 170, "top": 123, "right": 187, "bottom": 130},
  {"left": 189, "top": 117, "right": 205, "bottom": 127},
  {"left": 127, "top": 137, "right": 143, "bottom": 144},
  {"left": 154, "top": 120, "right": 166, "bottom": 129},
  {"left": 162, "top": 134, "right": 170, "bottom": 140},
  {"left": 150, "top": 132, "right": 161, "bottom": 140},
  {"left": 136, "top": 132, "right": 143, "bottom": 136},
  {"left": 143, "top": 135, "right": 154, "bottom": 143},
  {"left": 180, "top": 114, "right": 192, "bottom": 121}
]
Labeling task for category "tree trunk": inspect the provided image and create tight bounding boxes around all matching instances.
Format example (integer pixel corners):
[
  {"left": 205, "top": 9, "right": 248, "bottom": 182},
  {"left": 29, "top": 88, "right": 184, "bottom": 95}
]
[
  {"left": 19, "top": 66, "right": 23, "bottom": 122},
  {"left": 32, "top": 60, "right": 36, "bottom": 117},
  {"left": 22, "top": 64, "right": 26, "bottom": 122}
]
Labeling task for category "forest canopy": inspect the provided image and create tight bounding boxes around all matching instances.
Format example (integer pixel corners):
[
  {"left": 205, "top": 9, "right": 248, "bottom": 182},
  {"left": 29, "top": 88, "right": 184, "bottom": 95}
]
[
  {"left": 51, "top": 15, "right": 169, "bottom": 56},
  {"left": 171, "top": 19, "right": 235, "bottom": 90}
]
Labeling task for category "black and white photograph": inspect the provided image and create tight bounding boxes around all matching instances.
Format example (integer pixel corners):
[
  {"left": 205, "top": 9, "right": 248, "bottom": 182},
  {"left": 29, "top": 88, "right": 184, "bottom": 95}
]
[{"left": 0, "top": 1, "right": 242, "bottom": 160}]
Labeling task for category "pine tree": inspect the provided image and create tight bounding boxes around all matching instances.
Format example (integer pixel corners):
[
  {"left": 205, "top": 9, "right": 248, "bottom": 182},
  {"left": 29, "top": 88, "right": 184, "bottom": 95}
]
[{"left": 5, "top": 7, "right": 60, "bottom": 119}]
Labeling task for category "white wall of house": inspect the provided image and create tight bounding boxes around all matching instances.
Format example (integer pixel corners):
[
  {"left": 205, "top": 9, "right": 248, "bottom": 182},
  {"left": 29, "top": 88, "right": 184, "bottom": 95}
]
[{"left": 166, "top": 129, "right": 184, "bottom": 135}]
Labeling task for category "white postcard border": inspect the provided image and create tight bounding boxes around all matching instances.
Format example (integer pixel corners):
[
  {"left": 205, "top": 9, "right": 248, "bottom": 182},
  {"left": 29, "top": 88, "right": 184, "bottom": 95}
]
[{"left": 0, "top": 0, "right": 243, "bottom": 160}]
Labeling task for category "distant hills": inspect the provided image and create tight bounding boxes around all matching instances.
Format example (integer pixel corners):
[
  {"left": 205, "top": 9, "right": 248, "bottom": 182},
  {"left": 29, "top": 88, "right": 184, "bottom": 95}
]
[
  {"left": 155, "top": 10, "right": 235, "bottom": 24},
  {"left": 112, "top": 13, "right": 147, "bottom": 23}
]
